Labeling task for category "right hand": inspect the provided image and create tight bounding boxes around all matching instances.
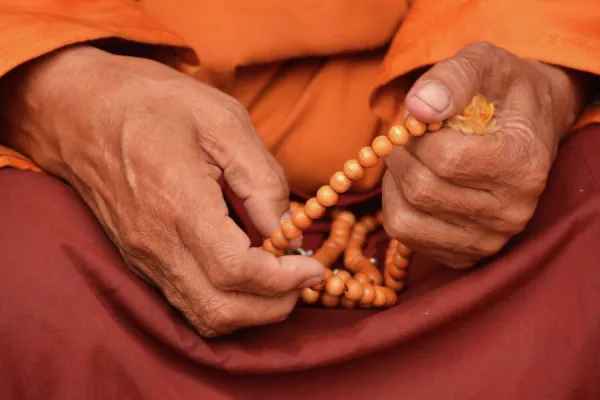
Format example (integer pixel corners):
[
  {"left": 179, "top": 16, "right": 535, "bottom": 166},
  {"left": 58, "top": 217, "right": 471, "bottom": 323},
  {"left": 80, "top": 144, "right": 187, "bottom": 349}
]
[{"left": 1, "top": 45, "right": 325, "bottom": 337}]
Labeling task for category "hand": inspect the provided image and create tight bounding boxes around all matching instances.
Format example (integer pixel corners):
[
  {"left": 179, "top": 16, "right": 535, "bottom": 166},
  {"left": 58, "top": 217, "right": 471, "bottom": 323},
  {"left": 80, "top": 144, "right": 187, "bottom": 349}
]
[
  {"left": 383, "top": 42, "right": 589, "bottom": 268},
  {"left": 0, "top": 45, "right": 325, "bottom": 336}
]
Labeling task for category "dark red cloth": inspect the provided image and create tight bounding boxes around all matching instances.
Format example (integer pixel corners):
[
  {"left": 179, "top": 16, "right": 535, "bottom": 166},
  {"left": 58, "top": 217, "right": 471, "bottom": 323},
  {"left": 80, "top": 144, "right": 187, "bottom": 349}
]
[{"left": 2, "top": 125, "right": 600, "bottom": 399}]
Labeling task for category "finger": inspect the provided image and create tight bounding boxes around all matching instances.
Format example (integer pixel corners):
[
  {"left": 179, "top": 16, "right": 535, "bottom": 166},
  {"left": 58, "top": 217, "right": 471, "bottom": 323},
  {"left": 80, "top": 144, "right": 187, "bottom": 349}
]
[
  {"left": 385, "top": 146, "right": 522, "bottom": 233},
  {"left": 203, "top": 290, "right": 300, "bottom": 336},
  {"left": 163, "top": 256, "right": 300, "bottom": 337},
  {"left": 381, "top": 171, "right": 507, "bottom": 262},
  {"left": 403, "top": 126, "right": 504, "bottom": 189},
  {"left": 199, "top": 102, "right": 299, "bottom": 246},
  {"left": 404, "top": 42, "right": 514, "bottom": 123},
  {"left": 178, "top": 176, "right": 324, "bottom": 297}
]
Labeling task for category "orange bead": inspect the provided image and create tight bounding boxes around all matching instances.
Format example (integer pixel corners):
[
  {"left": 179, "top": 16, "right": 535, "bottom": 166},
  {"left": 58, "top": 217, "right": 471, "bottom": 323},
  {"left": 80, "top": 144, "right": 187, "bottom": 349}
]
[
  {"left": 336, "top": 270, "right": 352, "bottom": 282},
  {"left": 385, "top": 274, "right": 405, "bottom": 292},
  {"left": 289, "top": 201, "right": 302, "bottom": 212},
  {"left": 321, "top": 293, "right": 340, "bottom": 308},
  {"left": 366, "top": 269, "right": 384, "bottom": 286},
  {"left": 325, "top": 275, "right": 345, "bottom": 296},
  {"left": 330, "top": 171, "right": 352, "bottom": 194},
  {"left": 300, "top": 287, "right": 319, "bottom": 304},
  {"left": 331, "top": 219, "right": 352, "bottom": 231},
  {"left": 393, "top": 253, "right": 410, "bottom": 269},
  {"left": 357, "top": 146, "right": 379, "bottom": 168},
  {"left": 405, "top": 115, "right": 427, "bottom": 136},
  {"left": 281, "top": 219, "right": 302, "bottom": 240},
  {"left": 291, "top": 209, "right": 312, "bottom": 230},
  {"left": 336, "top": 211, "right": 356, "bottom": 225},
  {"left": 340, "top": 297, "right": 357, "bottom": 309},
  {"left": 383, "top": 287, "right": 398, "bottom": 306},
  {"left": 270, "top": 228, "right": 289, "bottom": 249},
  {"left": 305, "top": 198, "right": 326, "bottom": 219},
  {"left": 388, "top": 125, "right": 410, "bottom": 146},
  {"left": 359, "top": 284, "right": 375, "bottom": 305},
  {"left": 388, "top": 264, "right": 407, "bottom": 280},
  {"left": 354, "top": 272, "right": 371, "bottom": 285},
  {"left": 373, "top": 286, "right": 388, "bottom": 308},
  {"left": 360, "top": 216, "right": 377, "bottom": 232},
  {"left": 343, "top": 159, "right": 365, "bottom": 181},
  {"left": 262, "top": 239, "right": 284, "bottom": 257},
  {"left": 371, "top": 135, "right": 394, "bottom": 157},
  {"left": 316, "top": 185, "right": 338, "bottom": 208},
  {"left": 353, "top": 222, "right": 368, "bottom": 235},
  {"left": 428, "top": 122, "right": 443, "bottom": 131},
  {"left": 396, "top": 242, "right": 412, "bottom": 258},
  {"left": 344, "top": 279, "right": 364, "bottom": 301}
]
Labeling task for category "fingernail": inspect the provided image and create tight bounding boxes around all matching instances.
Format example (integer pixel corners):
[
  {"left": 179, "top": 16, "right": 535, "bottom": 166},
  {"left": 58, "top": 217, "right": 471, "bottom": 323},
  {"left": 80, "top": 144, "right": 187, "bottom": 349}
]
[{"left": 415, "top": 82, "right": 451, "bottom": 113}]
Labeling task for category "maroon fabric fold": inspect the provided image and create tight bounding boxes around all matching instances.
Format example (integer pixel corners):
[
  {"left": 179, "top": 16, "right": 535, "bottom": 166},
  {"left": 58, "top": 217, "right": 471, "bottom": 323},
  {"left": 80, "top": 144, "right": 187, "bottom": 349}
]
[{"left": 1, "top": 126, "right": 600, "bottom": 399}]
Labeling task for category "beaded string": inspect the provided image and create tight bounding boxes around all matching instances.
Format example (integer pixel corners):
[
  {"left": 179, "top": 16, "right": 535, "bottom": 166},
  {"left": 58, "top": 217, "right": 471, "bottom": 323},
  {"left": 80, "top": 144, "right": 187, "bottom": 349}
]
[{"left": 261, "top": 95, "right": 495, "bottom": 309}]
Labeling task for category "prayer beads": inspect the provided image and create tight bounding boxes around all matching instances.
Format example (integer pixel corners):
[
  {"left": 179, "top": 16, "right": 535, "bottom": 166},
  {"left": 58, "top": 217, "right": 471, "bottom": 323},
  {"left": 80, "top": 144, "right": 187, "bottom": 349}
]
[{"left": 261, "top": 95, "right": 496, "bottom": 309}]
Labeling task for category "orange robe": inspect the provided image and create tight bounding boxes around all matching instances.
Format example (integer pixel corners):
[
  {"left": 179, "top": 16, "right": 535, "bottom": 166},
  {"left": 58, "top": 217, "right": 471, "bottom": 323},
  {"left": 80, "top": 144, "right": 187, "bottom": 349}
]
[
  {"left": 1, "top": 3, "right": 600, "bottom": 399},
  {"left": 0, "top": 0, "right": 598, "bottom": 193}
]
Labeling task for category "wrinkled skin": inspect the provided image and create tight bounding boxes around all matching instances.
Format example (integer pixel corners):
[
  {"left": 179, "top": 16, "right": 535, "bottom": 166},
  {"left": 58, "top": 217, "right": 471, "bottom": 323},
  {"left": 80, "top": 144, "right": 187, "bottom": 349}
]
[
  {"left": 0, "top": 45, "right": 325, "bottom": 337},
  {"left": 383, "top": 42, "right": 588, "bottom": 268}
]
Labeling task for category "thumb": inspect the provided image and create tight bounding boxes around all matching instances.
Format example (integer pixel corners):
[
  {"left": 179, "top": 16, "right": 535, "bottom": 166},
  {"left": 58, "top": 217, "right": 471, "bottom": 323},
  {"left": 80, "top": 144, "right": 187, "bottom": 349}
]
[{"left": 405, "top": 42, "right": 496, "bottom": 123}]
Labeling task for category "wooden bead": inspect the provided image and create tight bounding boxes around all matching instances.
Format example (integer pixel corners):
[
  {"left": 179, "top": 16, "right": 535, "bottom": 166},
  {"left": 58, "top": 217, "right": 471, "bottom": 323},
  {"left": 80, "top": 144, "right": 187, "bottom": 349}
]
[
  {"left": 270, "top": 228, "right": 289, "bottom": 249},
  {"left": 365, "top": 269, "right": 383, "bottom": 286},
  {"left": 289, "top": 201, "right": 302, "bottom": 212},
  {"left": 373, "top": 286, "right": 388, "bottom": 308},
  {"left": 343, "top": 159, "right": 365, "bottom": 181},
  {"left": 357, "top": 146, "right": 379, "bottom": 168},
  {"left": 316, "top": 185, "right": 338, "bottom": 208},
  {"left": 281, "top": 219, "right": 302, "bottom": 240},
  {"left": 388, "top": 264, "right": 407, "bottom": 280},
  {"left": 353, "top": 222, "right": 368, "bottom": 235},
  {"left": 262, "top": 239, "right": 284, "bottom": 256},
  {"left": 371, "top": 135, "right": 394, "bottom": 157},
  {"left": 321, "top": 293, "right": 340, "bottom": 308},
  {"left": 405, "top": 116, "right": 427, "bottom": 136},
  {"left": 361, "top": 216, "right": 377, "bottom": 232},
  {"left": 340, "top": 297, "right": 357, "bottom": 309},
  {"left": 428, "top": 122, "right": 443, "bottom": 131},
  {"left": 325, "top": 275, "right": 345, "bottom": 296},
  {"left": 344, "top": 279, "right": 364, "bottom": 301},
  {"left": 354, "top": 272, "right": 371, "bottom": 285},
  {"left": 305, "top": 198, "right": 326, "bottom": 219},
  {"left": 330, "top": 171, "right": 352, "bottom": 194},
  {"left": 383, "top": 287, "right": 398, "bottom": 307},
  {"left": 335, "top": 211, "right": 356, "bottom": 225},
  {"left": 301, "top": 287, "right": 319, "bottom": 304},
  {"left": 385, "top": 274, "right": 405, "bottom": 292},
  {"left": 359, "top": 284, "right": 375, "bottom": 305},
  {"left": 393, "top": 253, "right": 410, "bottom": 269},
  {"left": 291, "top": 209, "right": 312, "bottom": 230},
  {"left": 396, "top": 242, "right": 412, "bottom": 258},
  {"left": 388, "top": 125, "right": 411, "bottom": 146},
  {"left": 336, "top": 270, "right": 352, "bottom": 282}
]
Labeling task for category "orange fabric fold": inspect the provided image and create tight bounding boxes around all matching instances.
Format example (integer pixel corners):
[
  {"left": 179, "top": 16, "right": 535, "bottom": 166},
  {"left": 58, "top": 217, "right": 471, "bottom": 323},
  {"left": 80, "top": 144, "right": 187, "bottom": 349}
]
[{"left": 0, "top": 0, "right": 599, "bottom": 194}]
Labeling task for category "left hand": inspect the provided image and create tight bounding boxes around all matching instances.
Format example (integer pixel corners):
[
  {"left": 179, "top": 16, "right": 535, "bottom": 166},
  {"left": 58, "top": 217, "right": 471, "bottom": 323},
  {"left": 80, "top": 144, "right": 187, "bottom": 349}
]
[{"left": 382, "top": 42, "right": 588, "bottom": 268}]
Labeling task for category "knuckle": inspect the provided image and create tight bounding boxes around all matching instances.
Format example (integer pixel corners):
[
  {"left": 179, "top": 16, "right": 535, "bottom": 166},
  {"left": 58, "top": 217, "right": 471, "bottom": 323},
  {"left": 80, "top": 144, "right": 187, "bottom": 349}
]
[
  {"left": 432, "top": 140, "right": 465, "bottom": 179},
  {"left": 402, "top": 163, "right": 436, "bottom": 207},
  {"left": 383, "top": 209, "right": 413, "bottom": 242},
  {"left": 474, "top": 235, "right": 508, "bottom": 257},
  {"left": 499, "top": 204, "right": 535, "bottom": 234},
  {"left": 209, "top": 258, "right": 245, "bottom": 290}
]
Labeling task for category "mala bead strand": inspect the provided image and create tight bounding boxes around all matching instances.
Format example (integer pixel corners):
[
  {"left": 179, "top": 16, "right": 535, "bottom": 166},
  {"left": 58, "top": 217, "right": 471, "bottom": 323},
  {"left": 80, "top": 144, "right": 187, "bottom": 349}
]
[{"left": 262, "top": 95, "right": 495, "bottom": 310}]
